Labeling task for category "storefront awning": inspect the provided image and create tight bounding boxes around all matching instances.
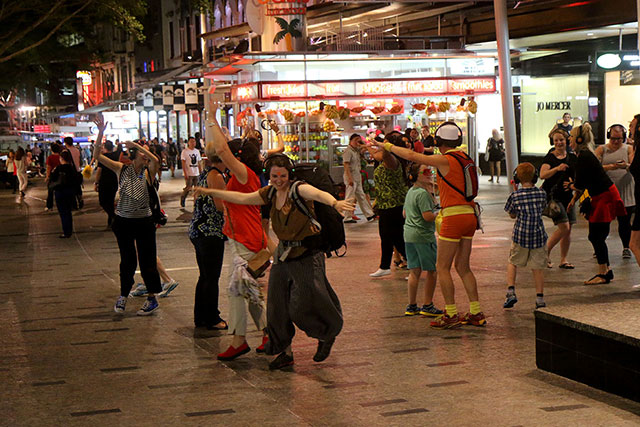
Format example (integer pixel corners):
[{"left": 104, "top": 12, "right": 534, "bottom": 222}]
[
  {"left": 133, "top": 63, "right": 200, "bottom": 92},
  {"left": 200, "top": 23, "right": 252, "bottom": 42},
  {"left": 79, "top": 100, "right": 122, "bottom": 114}
]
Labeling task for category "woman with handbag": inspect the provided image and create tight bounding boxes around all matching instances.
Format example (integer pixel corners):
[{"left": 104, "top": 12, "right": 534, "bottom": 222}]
[
  {"left": 540, "top": 129, "right": 578, "bottom": 269},
  {"left": 92, "top": 117, "right": 164, "bottom": 316},
  {"left": 567, "top": 123, "right": 626, "bottom": 285},
  {"left": 487, "top": 129, "right": 505, "bottom": 183},
  {"left": 194, "top": 154, "right": 355, "bottom": 370},
  {"left": 207, "top": 105, "right": 269, "bottom": 361},
  {"left": 49, "top": 150, "right": 79, "bottom": 238}
]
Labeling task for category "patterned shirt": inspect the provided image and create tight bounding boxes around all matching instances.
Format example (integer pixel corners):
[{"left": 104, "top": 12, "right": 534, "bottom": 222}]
[
  {"left": 189, "top": 166, "right": 225, "bottom": 240},
  {"left": 374, "top": 164, "right": 407, "bottom": 210},
  {"left": 504, "top": 187, "right": 548, "bottom": 249},
  {"left": 116, "top": 165, "right": 151, "bottom": 219}
]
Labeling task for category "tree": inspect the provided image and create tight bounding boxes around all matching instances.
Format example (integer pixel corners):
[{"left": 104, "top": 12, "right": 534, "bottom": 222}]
[{"left": 273, "top": 17, "right": 302, "bottom": 52}]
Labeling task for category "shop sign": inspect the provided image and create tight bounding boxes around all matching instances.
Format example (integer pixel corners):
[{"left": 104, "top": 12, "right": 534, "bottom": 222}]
[
  {"left": 447, "top": 78, "right": 495, "bottom": 93},
  {"left": 308, "top": 82, "right": 355, "bottom": 97},
  {"left": 33, "top": 125, "right": 50, "bottom": 133},
  {"left": 535, "top": 101, "right": 571, "bottom": 112},
  {"left": 76, "top": 71, "right": 92, "bottom": 86},
  {"left": 232, "top": 84, "right": 259, "bottom": 101},
  {"left": 259, "top": 0, "right": 308, "bottom": 16},
  {"left": 596, "top": 50, "right": 640, "bottom": 70},
  {"left": 620, "top": 70, "right": 640, "bottom": 86},
  {"left": 262, "top": 83, "right": 306, "bottom": 98},
  {"left": 356, "top": 81, "right": 404, "bottom": 96}
]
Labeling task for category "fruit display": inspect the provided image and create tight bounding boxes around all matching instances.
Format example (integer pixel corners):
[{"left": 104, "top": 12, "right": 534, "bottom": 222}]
[
  {"left": 468, "top": 97, "right": 478, "bottom": 114},
  {"left": 324, "top": 105, "right": 339, "bottom": 119},
  {"left": 427, "top": 101, "right": 437, "bottom": 115},
  {"left": 323, "top": 119, "right": 337, "bottom": 132},
  {"left": 282, "top": 110, "right": 294, "bottom": 121},
  {"left": 438, "top": 101, "right": 450, "bottom": 112},
  {"left": 338, "top": 107, "right": 350, "bottom": 120},
  {"left": 283, "top": 134, "right": 299, "bottom": 142}
]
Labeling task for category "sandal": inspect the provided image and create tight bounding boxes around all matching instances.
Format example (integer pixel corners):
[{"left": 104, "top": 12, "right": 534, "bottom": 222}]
[
  {"left": 207, "top": 320, "right": 229, "bottom": 331},
  {"left": 558, "top": 263, "right": 575, "bottom": 269},
  {"left": 584, "top": 274, "right": 610, "bottom": 285}
]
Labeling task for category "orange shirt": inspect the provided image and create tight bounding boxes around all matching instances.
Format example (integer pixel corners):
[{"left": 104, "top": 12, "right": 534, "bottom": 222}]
[
  {"left": 437, "top": 150, "right": 476, "bottom": 209},
  {"left": 222, "top": 164, "right": 266, "bottom": 253}
]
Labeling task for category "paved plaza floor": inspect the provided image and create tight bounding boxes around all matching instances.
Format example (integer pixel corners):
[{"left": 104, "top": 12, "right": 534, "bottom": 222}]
[{"left": 1, "top": 172, "right": 640, "bottom": 426}]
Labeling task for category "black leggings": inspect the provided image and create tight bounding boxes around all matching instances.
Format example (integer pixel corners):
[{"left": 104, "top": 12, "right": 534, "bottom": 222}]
[
  {"left": 112, "top": 216, "right": 162, "bottom": 297},
  {"left": 588, "top": 222, "right": 611, "bottom": 266},
  {"left": 378, "top": 205, "right": 406, "bottom": 269},
  {"left": 616, "top": 206, "right": 635, "bottom": 249}
]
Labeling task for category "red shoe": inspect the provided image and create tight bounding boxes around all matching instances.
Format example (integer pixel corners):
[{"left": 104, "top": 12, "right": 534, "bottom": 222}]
[
  {"left": 352, "top": 215, "right": 360, "bottom": 221},
  {"left": 256, "top": 335, "right": 269, "bottom": 353},
  {"left": 430, "top": 312, "right": 462, "bottom": 329},
  {"left": 217, "top": 342, "right": 250, "bottom": 361},
  {"left": 460, "top": 312, "right": 487, "bottom": 327}
]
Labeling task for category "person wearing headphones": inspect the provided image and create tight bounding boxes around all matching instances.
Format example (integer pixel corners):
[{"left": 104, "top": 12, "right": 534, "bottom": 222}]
[
  {"left": 594, "top": 124, "right": 635, "bottom": 259},
  {"left": 375, "top": 122, "right": 484, "bottom": 329},
  {"left": 194, "top": 154, "right": 354, "bottom": 370},
  {"left": 567, "top": 123, "right": 626, "bottom": 285},
  {"left": 503, "top": 163, "right": 549, "bottom": 309}
]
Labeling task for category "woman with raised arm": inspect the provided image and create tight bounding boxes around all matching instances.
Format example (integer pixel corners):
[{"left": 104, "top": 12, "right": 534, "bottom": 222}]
[
  {"left": 206, "top": 104, "right": 269, "bottom": 361},
  {"left": 195, "top": 154, "right": 354, "bottom": 370},
  {"left": 92, "top": 116, "right": 164, "bottom": 316}
]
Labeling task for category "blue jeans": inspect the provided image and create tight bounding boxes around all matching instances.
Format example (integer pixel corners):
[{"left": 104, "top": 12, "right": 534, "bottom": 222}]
[{"left": 54, "top": 187, "right": 75, "bottom": 236}]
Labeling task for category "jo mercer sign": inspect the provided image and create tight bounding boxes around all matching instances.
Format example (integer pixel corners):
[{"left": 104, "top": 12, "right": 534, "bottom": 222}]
[{"left": 232, "top": 78, "right": 496, "bottom": 101}]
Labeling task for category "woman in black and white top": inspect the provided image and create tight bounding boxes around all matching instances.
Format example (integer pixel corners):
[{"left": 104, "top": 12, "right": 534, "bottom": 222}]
[{"left": 92, "top": 117, "right": 163, "bottom": 315}]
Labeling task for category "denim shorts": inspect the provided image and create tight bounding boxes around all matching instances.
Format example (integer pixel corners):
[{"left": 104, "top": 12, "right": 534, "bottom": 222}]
[
  {"left": 405, "top": 241, "right": 437, "bottom": 271},
  {"left": 550, "top": 201, "right": 576, "bottom": 226}
]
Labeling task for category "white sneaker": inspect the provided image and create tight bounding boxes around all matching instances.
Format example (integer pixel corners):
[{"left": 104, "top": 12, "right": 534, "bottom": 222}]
[
  {"left": 114, "top": 296, "right": 127, "bottom": 314},
  {"left": 369, "top": 269, "right": 391, "bottom": 277},
  {"left": 158, "top": 280, "right": 179, "bottom": 298}
]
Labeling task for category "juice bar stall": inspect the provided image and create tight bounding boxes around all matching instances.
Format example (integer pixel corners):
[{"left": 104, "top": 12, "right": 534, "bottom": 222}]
[{"left": 218, "top": 53, "right": 497, "bottom": 182}]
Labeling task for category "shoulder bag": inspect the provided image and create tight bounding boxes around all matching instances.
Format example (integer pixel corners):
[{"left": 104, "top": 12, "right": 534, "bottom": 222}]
[
  {"left": 227, "top": 204, "right": 271, "bottom": 279},
  {"left": 145, "top": 168, "right": 167, "bottom": 227}
]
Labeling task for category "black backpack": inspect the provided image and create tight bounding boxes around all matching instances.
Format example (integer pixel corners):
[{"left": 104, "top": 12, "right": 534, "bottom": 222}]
[{"left": 267, "top": 163, "right": 346, "bottom": 257}]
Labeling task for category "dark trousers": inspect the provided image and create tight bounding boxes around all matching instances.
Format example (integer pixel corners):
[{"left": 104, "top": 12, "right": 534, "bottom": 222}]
[
  {"left": 10, "top": 175, "right": 17, "bottom": 192},
  {"left": 266, "top": 252, "right": 343, "bottom": 355},
  {"left": 98, "top": 183, "right": 118, "bottom": 226},
  {"left": 54, "top": 187, "right": 75, "bottom": 237},
  {"left": 588, "top": 222, "right": 611, "bottom": 266},
  {"left": 191, "top": 235, "right": 225, "bottom": 327},
  {"left": 112, "top": 216, "right": 162, "bottom": 297},
  {"left": 616, "top": 206, "right": 635, "bottom": 249},
  {"left": 378, "top": 205, "right": 406, "bottom": 269},
  {"left": 46, "top": 187, "right": 54, "bottom": 209}
]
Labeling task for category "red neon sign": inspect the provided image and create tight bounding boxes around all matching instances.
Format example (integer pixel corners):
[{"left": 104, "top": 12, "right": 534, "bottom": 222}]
[
  {"left": 447, "top": 78, "right": 495, "bottom": 93},
  {"left": 262, "top": 83, "right": 306, "bottom": 98}
]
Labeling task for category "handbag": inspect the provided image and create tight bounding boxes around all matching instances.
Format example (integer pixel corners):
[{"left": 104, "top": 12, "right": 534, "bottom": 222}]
[
  {"left": 226, "top": 202, "right": 271, "bottom": 279},
  {"left": 145, "top": 168, "right": 167, "bottom": 227},
  {"left": 542, "top": 199, "right": 563, "bottom": 219}
]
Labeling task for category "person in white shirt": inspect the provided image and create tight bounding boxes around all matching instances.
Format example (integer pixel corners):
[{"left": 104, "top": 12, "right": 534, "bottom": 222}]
[
  {"left": 343, "top": 133, "right": 375, "bottom": 223},
  {"left": 180, "top": 137, "right": 202, "bottom": 207}
]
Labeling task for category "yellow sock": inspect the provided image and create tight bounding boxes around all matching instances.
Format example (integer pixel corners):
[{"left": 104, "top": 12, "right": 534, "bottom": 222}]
[
  {"left": 445, "top": 304, "right": 458, "bottom": 317},
  {"left": 469, "top": 301, "right": 481, "bottom": 315}
]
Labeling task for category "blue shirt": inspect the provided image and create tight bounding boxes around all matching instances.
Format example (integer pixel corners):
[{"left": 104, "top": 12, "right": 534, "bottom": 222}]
[{"left": 504, "top": 187, "right": 548, "bottom": 249}]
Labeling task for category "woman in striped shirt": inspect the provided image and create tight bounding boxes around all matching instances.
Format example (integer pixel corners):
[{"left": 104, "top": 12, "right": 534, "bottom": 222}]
[{"left": 92, "top": 117, "right": 163, "bottom": 316}]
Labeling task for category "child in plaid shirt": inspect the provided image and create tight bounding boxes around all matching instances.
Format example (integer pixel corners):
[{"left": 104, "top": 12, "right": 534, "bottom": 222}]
[{"left": 503, "top": 162, "right": 549, "bottom": 309}]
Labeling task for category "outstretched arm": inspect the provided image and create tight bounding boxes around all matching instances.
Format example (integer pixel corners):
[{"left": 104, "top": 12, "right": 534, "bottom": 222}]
[
  {"left": 193, "top": 187, "right": 265, "bottom": 205},
  {"left": 296, "top": 183, "right": 355, "bottom": 214},
  {"left": 92, "top": 116, "right": 122, "bottom": 175},
  {"left": 375, "top": 141, "right": 449, "bottom": 173},
  {"left": 207, "top": 103, "right": 248, "bottom": 183},
  {"left": 265, "top": 121, "right": 285, "bottom": 156}
]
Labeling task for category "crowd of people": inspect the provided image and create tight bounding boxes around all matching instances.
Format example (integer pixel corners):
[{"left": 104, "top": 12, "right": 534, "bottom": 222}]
[{"left": 4, "top": 108, "right": 640, "bottom": 370}]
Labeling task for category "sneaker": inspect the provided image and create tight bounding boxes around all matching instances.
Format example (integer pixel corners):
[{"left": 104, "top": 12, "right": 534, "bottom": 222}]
[
  {"left": 460, "top": 312, "right": 487, "bottom": 327},
  {"left": 419, "top": 304, "right": 443, "bottom": 317},
  {"left": 430, "top": 312, "right": 462, "bottom": 329},
  {"left": 269, "top": 352, "right": 294, "bottom": 370},
  {"left": 503, "top": 293, "right": 518, "bottom": 308},
  {"left": 366, "top": 215, "right": 377, "bottom": 222},
  {"left": 44, "top": 207, "right": 50, "bottom": 212},
  {"left": 158, "top": 280, "right": 179, "bottom": 298},
  {"left": 405, "top": 304, "right": 420, "bottom": 316},
  {"left": 343, "top": 218, "right": 357, "bottom": 224},
  {"left": 218, "top": 343, "right": 250, "bottom": 361},
  {"left": 623, "top": 248, "right": 632, "bottom": 259},
  {"left": 129, "top": 283, "right": 148, "bottom": 297},
  {"left": 114, "top": 296, "right": 127, "bottom": 314},
  {"left": 535, "top": 300, "right": 547, "bottom": 309},
  {"left": 351, "top": 215, "right": 360, "bottom": 221},
  {"left": 180, "top": 195, "right": 186, "bottom": 207},
  {"left": 137, "top": 297, "right": 159, "bottom": 316},
  {"left": 369, "top": 268, "right": 391, "bottom": 277}
]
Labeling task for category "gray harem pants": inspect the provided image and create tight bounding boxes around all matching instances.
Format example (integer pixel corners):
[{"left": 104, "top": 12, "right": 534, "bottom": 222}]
[{"left": 265, "top": 251, "right": 343, "bottom": 355}]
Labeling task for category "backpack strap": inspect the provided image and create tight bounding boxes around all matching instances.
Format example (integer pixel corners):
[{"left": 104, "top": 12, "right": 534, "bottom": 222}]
[
  {"left": 289, "top": 181, "right": 322, "bottom": 231},
  {"left": 436, "top": 151, "right": 467, "bottom": 199},
  {"left": 265, "top": 185, "right": 277, "bottom": 203}
]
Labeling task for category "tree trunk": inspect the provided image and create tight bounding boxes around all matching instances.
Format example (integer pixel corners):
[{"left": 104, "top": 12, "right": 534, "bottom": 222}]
[{"left": 285, "top": 33, "right": 292, "bottom": 51}]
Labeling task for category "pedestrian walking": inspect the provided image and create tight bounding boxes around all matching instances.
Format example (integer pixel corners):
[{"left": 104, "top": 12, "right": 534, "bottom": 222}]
[
  {"left": 486, "top": 129, "right": 505, "bottom": 183},
  {"left": 342, "top": 134, "right": 375, "bottom": 223},
  {"left": 49, "top": 150, "right": 80, "bottom": 238},
  {"left": 14, "top": 147, "right": 27, "bottom": 197},
  {"left": 44, "top": 143, "right": 61, "bottom": 211},
  {"left": 180, "top": 137, "right": 202, "bottom": 207}
]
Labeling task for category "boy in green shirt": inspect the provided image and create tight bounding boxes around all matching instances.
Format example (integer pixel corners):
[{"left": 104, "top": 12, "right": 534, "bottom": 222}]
[{"left": 403, "top": 164, "right": 443, "bottom": 317}]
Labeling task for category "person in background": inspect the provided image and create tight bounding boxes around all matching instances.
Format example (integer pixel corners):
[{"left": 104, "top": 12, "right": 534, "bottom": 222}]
[
  {"left": 6, "top": 149, "right": 17, "bottom": 194},
  {"left": 50, "top": 150, "right": 80, "bottom": 238},
  {"left": 540, "top": 129, "right": 577, "bottom": 269},
  {"left": 129, "top": 256, "right": 180, "bottom": 298},
  {"left": 343, "top": 134, "right": 375, "bottom": 224},
  {"left": 180, "top": 137, "right": 202, "bottom": 207},
  {"left": 405, "top": 128, "right": 424, "bottom": 154},
  {"left": 403, "top": 163, "right": 443, "bottom": 317},
  {"left": 627, "top": 115, "right": 640, "bottom": 286},
  {"left": 189, "top": 142, "right": 228, "bottom": 330},
  {"left": 151, "top": 138, "right": 164, "bottom": 183},
  {"left": 14, "top": 146, "right": 27, "bottom": 198},
  {"left": 366, "top": 132, "right": 408, "bottom": 278},
  {"left": 94, "top": 140, "right": 121, "bottom": 228},
  {"left": 45, "top": 143, "right": 62, "bottom": 211},
  {"left": 486, "top": 129, "right": 505, "bottom": 183},
  {"left": 63, "top": 137, "right": 83, "bottom": 209},
  {"left": 567, "top": 123, "right": 626, "bottom": 285},
  {"left": 421, "top": 126, "right": 435, "bottom": 155},
  {"left": 503, "top": 163, "right": 549, "bottom": 309},
  {"left": 594, "top": 124, "right": 635, "bottom": 259},
  {"left": 166, "top": 137, "right": 178, "bottom": 177},
  {"left": 92, "top": 117, "right": 164, "bottom": 315}
]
